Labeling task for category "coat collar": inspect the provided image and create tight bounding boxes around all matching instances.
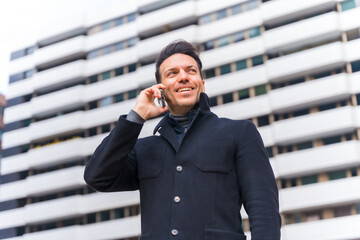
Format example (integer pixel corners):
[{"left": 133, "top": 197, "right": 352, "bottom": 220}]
[
  {"left": 153, "top": 92, "right": 210, "bottom": 135},
  {"left": 152, "top": 92, "right": 211, "bottom": 151}
]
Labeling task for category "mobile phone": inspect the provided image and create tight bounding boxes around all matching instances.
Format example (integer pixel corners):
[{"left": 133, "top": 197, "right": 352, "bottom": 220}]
[{"left": 159, "top": 89, "right": 166, "bottom": 107}]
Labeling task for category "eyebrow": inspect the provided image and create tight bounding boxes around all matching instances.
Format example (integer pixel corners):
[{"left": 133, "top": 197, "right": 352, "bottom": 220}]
[{"left": 163, "top": 65, "right": 198, "bottom": 75}]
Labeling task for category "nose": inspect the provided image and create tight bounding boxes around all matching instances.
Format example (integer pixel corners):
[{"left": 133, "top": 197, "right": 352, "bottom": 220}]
[{"left": 178, "top": 69, "right": 188, "bottom": 82}]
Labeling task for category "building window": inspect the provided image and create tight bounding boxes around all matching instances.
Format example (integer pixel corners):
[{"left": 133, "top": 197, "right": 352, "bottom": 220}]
[
  {"left": 127, "top": 37, "right": 137, "bottom": 47},
  {"left": 252, "top": 55, "right": 263, "bottom": 66},
  {"left": 128, "top": 90, "right": 137, "bottom": 99},
  {"left": 249, "top": 27, "right": 261, "bottom": 38},
  {"left": 200, "top": 14, "right": 212, "bottom": 24},
  {"left": 341, "top": 0, "right": 356, "bottom": 11},
  {"left": 246, "top": 0, "right": 259, "bottom": 11},
  {"left": 217, "top": 36, "right": 230, "bottom": 47},
  {"left": 101, "top": 21, "right": 112, "bottom": 30},
  {"left": 255, "top": 85, "right": 267, "bottom": 96},
  {"left": 127, "top": 13, "right": 136, "bottom": 22},
  {"left": 233, "top": 31, "right": 245, "bottom": 43},
  {"left": 128, "top": 63, "right": 137, "bottom": 73},
  {"left": 101, "top": 71, "right": 111, "bottom": 80},
  {"left": 114, "top": 93, "right": 124, "bottom": 103},
  {"left": 204, "top": 41, "right": 214, "bottom": 51},
  {"left": 301, "top": 175, "right": 317, "bottom": 185},
  {"left": 115, "top": 67, "right": 124, "bottom": 76},
  {"left": 115, "top": 42, "right": 124, "bottom": 51},
  {"left": 328, "top": 170, "right": 346, "bottom": 180},
  {"left": 216, "top": 9, "right": 227, "bottom": 20},
  {"left": 236, "top": 60, "right": 247, "bottom": 71},
  {"left": 100, "top": 97, "right": 112, "bottom": 107},
  {"left": 351, "top": 60, "right": 360, "bottom": 72},
  {"left": 238, "top": 89, "right": 250, "bottom": 100},
  {"left": 204, "top": 68, "right": 215, "bottom": 79},
  {"left": 297, "top": 141, "right": 313, "bottom": 150},
  {"left": 220, "top": 64, "right": 231, "bottom": 75},
  {"left": 114, "top": 17, "right": 123, "bottom": 26},
  {"left": 231, "top": 4, "right": 243, "bottom": 15},
  {"left": 222, "top": 93, "right": 233, "bottom": 104}
]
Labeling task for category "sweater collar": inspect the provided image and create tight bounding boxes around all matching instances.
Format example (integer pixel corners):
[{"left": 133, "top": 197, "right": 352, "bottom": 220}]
[{"left": 153, "top": 92, "right": 210, "bottom": 135}]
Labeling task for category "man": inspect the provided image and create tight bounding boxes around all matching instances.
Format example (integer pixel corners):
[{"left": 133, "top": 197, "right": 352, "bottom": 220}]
[{"left": 84, "top": 40, "right": 281, "bottom": 240}]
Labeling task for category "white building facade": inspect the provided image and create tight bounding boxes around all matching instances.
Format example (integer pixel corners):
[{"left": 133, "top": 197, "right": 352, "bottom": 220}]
[{"left": 1, "top": 0, "right": 360, "bottom": 239}]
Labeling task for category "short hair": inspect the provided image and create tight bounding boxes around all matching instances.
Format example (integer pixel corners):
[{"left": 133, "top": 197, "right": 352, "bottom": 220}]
[{"left": 155, "top": 39, "right": 203, "bottom": 83}]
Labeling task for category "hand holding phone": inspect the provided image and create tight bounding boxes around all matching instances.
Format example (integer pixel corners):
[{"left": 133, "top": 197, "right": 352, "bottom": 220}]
[{"left": 159, "top": 89, "right": 166, "bottom": 107}]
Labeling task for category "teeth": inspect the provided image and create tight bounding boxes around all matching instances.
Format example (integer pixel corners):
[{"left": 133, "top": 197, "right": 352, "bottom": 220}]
[{"left": 178, "top": 88, "right": 192, "bottom": 92}]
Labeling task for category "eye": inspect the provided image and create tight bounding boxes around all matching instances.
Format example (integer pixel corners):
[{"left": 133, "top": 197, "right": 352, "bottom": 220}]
[{"left": 167, "top": 71, "right": 176, "bottom": 77}]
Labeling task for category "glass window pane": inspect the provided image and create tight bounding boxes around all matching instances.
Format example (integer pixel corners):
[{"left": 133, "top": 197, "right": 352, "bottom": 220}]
[
  {"left": 255, "top": 85, "right": 267, "bottom": 96},
  {"left": 341, "top": 0, "right": 356, "bottom": 11},
  {"left": 351, "top": 60, "right": 360, "bottom": 72},
  {"left": 323, "top": 135, "right": 341, "bottom": 145},
  {"left": 297, "top": 141, "right": 313, "bottom": 150},
  {"left": 101, "top": 71, "right": 111, "bottom": 80},
  {"left": 26, "top": 46, "right": 35, "bottom": 55},
  {"left": 25, "top": 69, "right": 35, "bottom": 78},
  {"left": 127, "top": 37, "right": 137, "bottom": 47},
  {"left": 246, "top": 0, "right": 259, "bottom": 11},
  {"left": 115, "top": 208, "right": 124, "bottom": 219},
  {"left": 258, "top": 115, "right": 269, "bottom": 127},
  {"left": 114, "top": 93, "right": 124, "bottom": 103},
  {"left": 9, "top": 72, "right": 23, "bottom": 84},
  {"left": 204, "top": 41, "right": 214, "bottom": 51},
  {"left": 220, "top": 64, "right": 231, "bottom": 75},
  {"left": 128, "top": 90, "right": 137, "bottom": 99},
  {"left": 236, "top": 60, "right": 247, "bottom": 70},
  {"left": 88, "top": 50, "right": 98, "bottom": 59},
  {"left": 217, "top": 36, "right": 230, "bottom": 47},
  {"left": 115, "top": 67, "right": 124, "bottom": 76},
  {"left": 249, "top": 27, "right": 261, "bottom": 38},
  {"left": 100, "top": 96, "right": 112, "bottom": 107},
  {"left": 216, "top": 9, "right": 227, "bottom": 20},
  {"left": 127, "top": 13, "right": 136, "bottom": 22},
  {"left": 222, "top": 93, "right": 233, "bottom": 104},
  {"left": 233, "top": 31, "right": 245, "bottom": 43},
  {"left": 128, "top": 63, "right": 136, "bottom": 72},
  {"left": 238, "top": 89, "right": 249, "bottom": 100},
  {"left": 209, "top": 96, "right": 217, "bottom": 107},
  {"left": 231, "top": 4, "right": 243, "bottom": 15},
  {"left": 301, "top": 175, "right": 317, "bottom": 185},
  {"left": 114, "top": 17, "right": 123, "bottom": 26},
  {"left": 114, "top": 41, "right": 124, "bottom": 51},
  {"left": 102, "top": 46, "right": 112, "bottom": 55},
  {"left": 252, "top": 55, "right": 263, "bottom": 66},
  {"left": 200, "top": 14, "right": 212, "bottom": 24},
  {"left": 101, "top": 21, "right": 111, "bottom": 30},
  {"left": 89, "top": 75, "right": 98, "bottom": 83},
  {"left": 328, "top": 170, "right": 346, "bottom": 180},
  {"left": 204, "top": 68, "right": 215, "bottom": 79},
  {"left": 10, "top": 49, "right": 26, "bottom": 60}
]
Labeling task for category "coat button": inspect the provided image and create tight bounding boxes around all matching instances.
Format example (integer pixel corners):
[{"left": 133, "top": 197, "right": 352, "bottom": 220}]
[
  {"left": 176, "top": 165, "right": 183, "bottom": 172},
  {"left": 174, "top": 196, "right": 181, "bottom": 203},
  {"left": 171, "top": 229, "right": 179, "bottom": 236}
]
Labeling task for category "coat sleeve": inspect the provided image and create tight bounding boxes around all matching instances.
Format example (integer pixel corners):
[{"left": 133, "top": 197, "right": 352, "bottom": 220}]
[
  {"left": 235, "top": 120, "right": 281, "bottom": 240},
  {"left": 84, "top": 115, "right": 142, "bottom": 192}
]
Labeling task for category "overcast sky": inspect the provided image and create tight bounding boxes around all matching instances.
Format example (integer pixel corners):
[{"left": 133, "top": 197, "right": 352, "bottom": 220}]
[{"left": 0, "top": 0, "right": 121, "bottom": 97}]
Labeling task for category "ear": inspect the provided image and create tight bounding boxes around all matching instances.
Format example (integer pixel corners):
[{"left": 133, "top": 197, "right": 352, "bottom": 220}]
[{"left": 201, "top": 80, "right": 205, "bottom": 92}]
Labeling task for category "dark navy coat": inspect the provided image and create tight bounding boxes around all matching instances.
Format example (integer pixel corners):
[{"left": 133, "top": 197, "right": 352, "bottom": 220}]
[{"left": 84, "top": 93, "right": 281, "bottom": 240}]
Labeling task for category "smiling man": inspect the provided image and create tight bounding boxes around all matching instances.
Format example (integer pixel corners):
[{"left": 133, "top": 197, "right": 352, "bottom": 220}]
[{"left": 84, "top": 40, "right": 281, "bottom": 240}]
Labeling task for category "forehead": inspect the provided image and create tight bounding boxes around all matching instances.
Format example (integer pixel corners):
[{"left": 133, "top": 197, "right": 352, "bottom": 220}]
[{"left": 160, "top": 53, "right": 197, "bottom": 73}]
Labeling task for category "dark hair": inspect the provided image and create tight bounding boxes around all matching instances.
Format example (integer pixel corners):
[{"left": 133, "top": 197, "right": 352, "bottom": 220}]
[{"left": 155, "top": 39, "right": 203, "bottom": 83}]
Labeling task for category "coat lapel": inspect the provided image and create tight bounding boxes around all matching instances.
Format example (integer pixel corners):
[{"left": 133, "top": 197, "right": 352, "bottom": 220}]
[{"left": 153, "top": 115, "right": 179, "bottom": 152}]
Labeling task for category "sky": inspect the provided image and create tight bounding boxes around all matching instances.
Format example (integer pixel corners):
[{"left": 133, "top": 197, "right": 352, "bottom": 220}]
[{"left": 0, "top": 0, "right": 121, "bottom": 97}]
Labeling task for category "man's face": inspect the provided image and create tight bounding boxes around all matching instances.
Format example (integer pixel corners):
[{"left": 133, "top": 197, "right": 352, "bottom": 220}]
[{"left": 159, "top": 53, "right": 205, "bottom": 115}]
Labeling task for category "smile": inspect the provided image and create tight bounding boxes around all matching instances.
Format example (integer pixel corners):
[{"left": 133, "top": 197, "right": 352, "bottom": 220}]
[{"left": 177, "top": 88, "right": 193, "bottom": 92}]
